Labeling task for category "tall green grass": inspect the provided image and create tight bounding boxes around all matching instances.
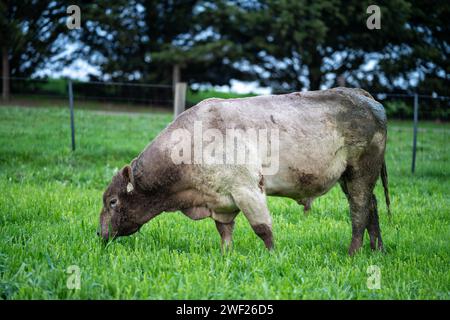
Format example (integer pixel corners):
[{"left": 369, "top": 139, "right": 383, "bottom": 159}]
[{"left": 0, "top": 106, "right": 448, "bottom": 299}]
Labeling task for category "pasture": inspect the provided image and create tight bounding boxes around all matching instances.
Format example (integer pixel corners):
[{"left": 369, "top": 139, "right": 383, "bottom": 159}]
[{"left": 0, "top": 105, "right": 448, "bottom": 299}]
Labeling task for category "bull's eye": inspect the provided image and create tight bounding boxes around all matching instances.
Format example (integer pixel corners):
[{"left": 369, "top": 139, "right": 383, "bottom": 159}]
[{"left": 110, "top": 198, "right": 118, "bottom": 208}]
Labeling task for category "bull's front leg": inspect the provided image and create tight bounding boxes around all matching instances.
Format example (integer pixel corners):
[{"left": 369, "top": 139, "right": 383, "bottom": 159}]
[
  {"left": 215, "top": 220, "right": 235, "bottom": 253},
  {"left": 231, "top": 187, "right": 274, "bottom": 250}
]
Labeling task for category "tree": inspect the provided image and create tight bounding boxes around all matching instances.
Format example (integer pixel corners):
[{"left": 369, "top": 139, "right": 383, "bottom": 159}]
[
  {"left": 200, "top": 0, "right": 448, "bottom": 94},
  {"left": 374, "top": 0, "right": 449, "bottom": 95},
  {"left": 76, "top": 0, "right": 250, "bottom": 86},
  {"left": 200, "top": 0, "right": 415, "bottom": 91},
  {"left": 0, "top": 0, "right": 69, "bottom": 100},
  {"left": 72, "top": 0, "right": 448, "bottom": 95}
]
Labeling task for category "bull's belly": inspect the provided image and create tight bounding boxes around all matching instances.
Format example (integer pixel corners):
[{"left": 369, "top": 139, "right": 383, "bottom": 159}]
[
  {"left": 177, "top": 139, "right": 348, "bottom": 220},
  {"left": 264, "top": 149, "right": 347, "bottom": 201},
  {"left": 264, "top": 174, "right": 336, "bottom": 200}
]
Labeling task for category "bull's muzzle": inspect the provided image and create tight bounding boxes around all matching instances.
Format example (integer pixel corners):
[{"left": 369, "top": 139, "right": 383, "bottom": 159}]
[
  {"left": 99, "top": 224, "right": 112, "bottom": 241},
  {"left": 98, "top": 209, "right": 113, "bottom": 241}
]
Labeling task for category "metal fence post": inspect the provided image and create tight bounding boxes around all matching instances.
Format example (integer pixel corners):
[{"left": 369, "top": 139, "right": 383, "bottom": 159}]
[
  {"left": 68, "top": 79, "right": 76, "bottom": 151},
  {"left": 411, "top": 93, "right": 419, "bottom": 173},
  {"left": 174, "top": 82, "right": 187, "bottom": 118}
]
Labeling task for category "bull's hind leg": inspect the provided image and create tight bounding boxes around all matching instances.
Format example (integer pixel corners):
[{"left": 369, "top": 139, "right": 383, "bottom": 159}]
[
  {"left": 340, "top": 168, "right": 380, "bottom": 256},
  {"left": 340, "top": 175, "right": 371, "bottom": 255},
  {"left": 340, "top": 129, "right": 386, "bottom": 255},
  {"left": 367, "top": 194, "right": 384, "bottom": 251},
  {"left": 231, "top": 187, "right": 273, "bottom": 250}
]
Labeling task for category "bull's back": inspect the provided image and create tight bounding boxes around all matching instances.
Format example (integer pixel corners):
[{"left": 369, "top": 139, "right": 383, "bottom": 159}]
[
  {"left": 140, "top": 88, "right": 386, "bottom": 202},
  {"left": 186, "top": 88, "right": 384, "bottom": 199}
]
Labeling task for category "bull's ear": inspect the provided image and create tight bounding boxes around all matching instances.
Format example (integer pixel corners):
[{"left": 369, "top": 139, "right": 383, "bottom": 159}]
[{"left": 122, "top": 165, "right": 134, "bottom": 193}]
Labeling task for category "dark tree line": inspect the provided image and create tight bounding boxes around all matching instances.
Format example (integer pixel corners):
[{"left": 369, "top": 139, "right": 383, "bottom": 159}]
[
  {"left": 0, "top": 0, "right": 72, "bottom": 100},
  {"left": 1, "top": 0, "right": 449, "bottom": 100}
]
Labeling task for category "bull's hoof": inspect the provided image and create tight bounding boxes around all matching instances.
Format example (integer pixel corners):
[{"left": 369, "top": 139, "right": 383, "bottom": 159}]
[
  {"left": 220, "top": 241, "right": 233, "bottom": 255},
  {"left": 348, "top": 239, "right": 363, "bottom": 256},
  {"left": 372, "top": 243, "right": 385, "bottom": 253},
  {"left": 370, "top": 239, "right": 384, "bottom": 251}
]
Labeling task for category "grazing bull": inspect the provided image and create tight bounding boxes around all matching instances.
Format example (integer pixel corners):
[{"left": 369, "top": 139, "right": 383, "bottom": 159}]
[{"left": 98, "top": 87, "right": 390, "bottom": 255}]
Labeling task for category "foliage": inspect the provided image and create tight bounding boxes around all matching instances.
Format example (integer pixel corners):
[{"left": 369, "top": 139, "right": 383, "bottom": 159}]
[
  {"left": 68, "top": 0, "right": 449, "bottom": 95},
  {"left": 384, "top": 100, "right": 413, "bottom": 119},
  {"left": 201, "top": 0, "right": 449, "bottom": 93},
  {"left": 0, "top": 1, "right": 448, "bottom": 96},
  {"left": 73, "top": 0, "right": 250, "bottom": 85},
  {"left": 0, "top": 0, "right": 70, "bottom": 78},
  {"left": 382, "top": 98, "right": 449, "bottom": 121}
]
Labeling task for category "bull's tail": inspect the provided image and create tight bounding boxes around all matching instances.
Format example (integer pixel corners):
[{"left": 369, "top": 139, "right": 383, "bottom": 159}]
[{"left": 381, "top": 159, "right": 391, "bottom": 216}]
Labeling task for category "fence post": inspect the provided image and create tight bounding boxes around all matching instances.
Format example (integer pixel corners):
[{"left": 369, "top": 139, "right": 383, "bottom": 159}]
[
  {"left": 172, "top": 64, "right": 180, "bottom": 91},
  {"left": 411, "top": 93, "right": 419, "bottom": 173},
  {"left": 68, "top": 79, "right": 76, "bottom": 151},
  {"left": 174, "top": 82, "right": 187, "bottom": 118}
]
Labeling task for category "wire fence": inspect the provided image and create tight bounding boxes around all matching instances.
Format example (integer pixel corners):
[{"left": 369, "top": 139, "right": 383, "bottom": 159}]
[
  {"left": 1, "top": 77, "right": 448, "bottom": 175},
  {"left": 2, "top": 77, "right": 448, "bottom": 120},
  {"left": 374, "top": 92, "right": 449, "bottom": 121},
  {"left": 0, "top": 77, "right": 174, "bottom": 110},
  {"left": 373, "top": 93, "right": 449, "bottom": 174}
]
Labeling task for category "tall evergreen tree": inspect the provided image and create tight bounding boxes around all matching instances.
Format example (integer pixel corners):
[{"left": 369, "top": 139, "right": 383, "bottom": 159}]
[
  {"left": 201, "top": 0, "right": 448, "bottom": 94},
  {"left": 200, "top": 0, "right": 415, "bottom": 91},
  {"left": 0, "top": 0, "right": 69, "bottom": 100},
  {"left": 68, "top": 0, "right": 449, "bottom": 95},
  {"left": 374, "top": 0, "right": 449, "bottom": 95},
  {"left": 76, "top": 0, "right": 249, "bottom": 86}
]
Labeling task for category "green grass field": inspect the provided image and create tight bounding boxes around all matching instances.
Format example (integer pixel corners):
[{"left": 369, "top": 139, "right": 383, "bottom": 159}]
[{"left": 0, "top": 106, "right": 448, "bottom": 299}]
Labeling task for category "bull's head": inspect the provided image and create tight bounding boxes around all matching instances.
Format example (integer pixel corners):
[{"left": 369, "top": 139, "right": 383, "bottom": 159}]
[{"left": 98, "top": 165, "right": 156, "bottom": 241}]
